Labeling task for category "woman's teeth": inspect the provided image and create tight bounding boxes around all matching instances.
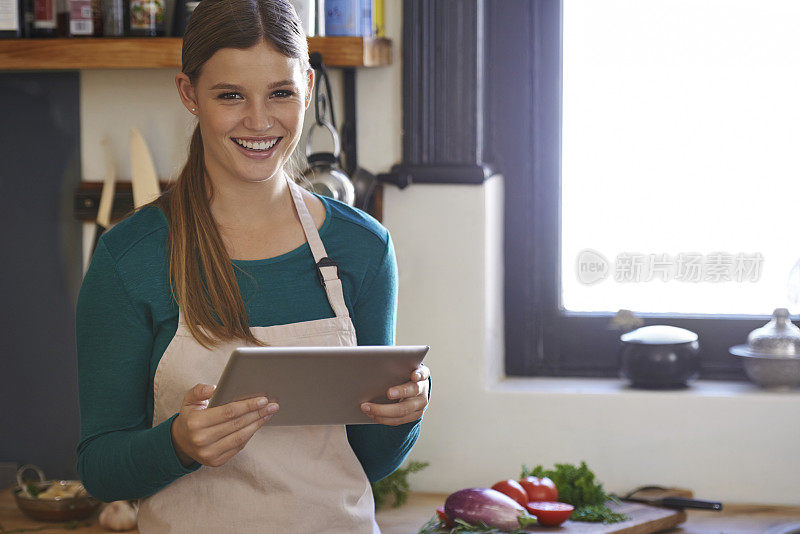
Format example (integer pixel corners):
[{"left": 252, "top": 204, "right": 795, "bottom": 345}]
[{"left": 233, "top": 138, "right": 279, "bottom": 151}]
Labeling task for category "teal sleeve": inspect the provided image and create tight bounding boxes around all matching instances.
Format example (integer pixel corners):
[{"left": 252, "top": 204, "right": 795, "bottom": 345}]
[
  {"left": 346, "top": 233, "right": 428, "bottom": 483},
  {"left": 75, "top": 239, "right": 200, "bottom": 502}
]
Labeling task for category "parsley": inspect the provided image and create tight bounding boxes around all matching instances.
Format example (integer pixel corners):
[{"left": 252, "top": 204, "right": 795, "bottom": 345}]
[
  {"left": 570, "top": 504, "right": 629, "bottom": 524},
  {"left": 372, "top": 460, "right": 429, "bottom": 509},
  {"left": 24, "top": 484, "right": 42, "bottom": 498},
  {"left": 521, "top": 461, "right": 628, "bottom": 524}
]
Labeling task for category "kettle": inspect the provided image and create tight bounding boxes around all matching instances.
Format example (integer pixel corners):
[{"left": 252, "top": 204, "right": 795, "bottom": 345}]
[{"left": 301, "top": 119, "right": 355, "bottom": 206}]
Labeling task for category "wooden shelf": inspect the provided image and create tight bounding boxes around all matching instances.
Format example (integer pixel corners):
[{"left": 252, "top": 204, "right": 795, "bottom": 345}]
[{"left": 0, "top": 36, "right": 392, "bottom": 70}]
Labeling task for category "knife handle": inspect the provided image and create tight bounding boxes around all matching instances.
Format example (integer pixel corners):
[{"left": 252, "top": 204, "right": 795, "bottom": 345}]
[{"left": 660, "top": 497, "right": 723, "bottom": 511}]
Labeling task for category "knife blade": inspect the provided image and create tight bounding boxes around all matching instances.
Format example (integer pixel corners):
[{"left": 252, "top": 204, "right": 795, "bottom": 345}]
[
  {"left": 91, "top": 136, "right": 117, "bottom": 256},
  {"left": 130, "top": 126, "right": 161, "bottom": 208}
]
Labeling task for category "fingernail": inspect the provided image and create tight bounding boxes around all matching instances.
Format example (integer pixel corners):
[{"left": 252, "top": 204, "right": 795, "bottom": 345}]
[
  {"left": 266, "top": 403, "right": 279, "bottom": 414},
  {"left": 413, "top": 373, "right": 421, "bottom": 381},
  {"left": 257, "top": 397, "right": 268, "bottom": 407},
  {"left": 202, "top": 384, "right": 215, "bottom": 395},
  {"left": 361, "top": 403, "right": 370, "bottom": 413},
  {"left": 388, "top": 389, "right": 399, "bottom": 398}
]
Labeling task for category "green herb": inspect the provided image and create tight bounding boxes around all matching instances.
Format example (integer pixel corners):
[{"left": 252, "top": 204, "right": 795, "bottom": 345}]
[
  {"left": 371, "top": 460, "right": 429, "bottom": 509},
  {"left": 570, "top": 504, "right": 629, "bottom": 524},
  {"left": 520, "top": 461, "right": 628, "bottom": 524},
  {"left": 416, "top": 515, "right": 530, "bottom": 534},
  {"left": 24, "top": 483, "right": 42, "bottom": 498}
]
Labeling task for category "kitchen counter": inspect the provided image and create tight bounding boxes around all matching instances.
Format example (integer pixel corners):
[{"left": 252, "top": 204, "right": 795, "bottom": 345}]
[
  {"left": 376, "top": 493, "right": 800, "bottom": 534},
  {"left": 2, "top": 489, "right": 800, "bottom": 533}
]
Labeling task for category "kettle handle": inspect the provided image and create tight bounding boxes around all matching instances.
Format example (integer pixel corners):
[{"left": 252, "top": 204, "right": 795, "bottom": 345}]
[{"left": 306, "top": 120, "right": 341, "bottom": 160}]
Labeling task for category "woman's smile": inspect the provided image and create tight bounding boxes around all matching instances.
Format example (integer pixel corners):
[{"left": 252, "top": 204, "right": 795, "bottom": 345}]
[{"left": 230, "top": 136, "right": 283, "bottom": 158}]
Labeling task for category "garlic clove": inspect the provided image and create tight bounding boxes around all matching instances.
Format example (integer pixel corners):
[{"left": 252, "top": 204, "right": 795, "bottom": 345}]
[{"left": 98, "top": 500, "right": 138, "bottom": 532}]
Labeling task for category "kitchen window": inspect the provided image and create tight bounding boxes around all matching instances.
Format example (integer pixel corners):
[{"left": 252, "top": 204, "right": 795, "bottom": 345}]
[{"left": 498, "top": 0, "right": 800, "bottom": 379}]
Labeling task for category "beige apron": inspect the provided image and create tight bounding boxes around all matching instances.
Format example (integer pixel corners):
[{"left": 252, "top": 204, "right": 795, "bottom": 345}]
[{"left": 137, "top": 179, "right": 380, "bottom": 533}]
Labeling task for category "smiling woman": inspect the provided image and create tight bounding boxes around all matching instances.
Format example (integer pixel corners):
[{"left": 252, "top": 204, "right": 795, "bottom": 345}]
[
  {"left": 74, "top": 0, "right": 430, "bottom": 532},
  {"left": 175, "top": 42, "right": 312, "bottom": 196}
]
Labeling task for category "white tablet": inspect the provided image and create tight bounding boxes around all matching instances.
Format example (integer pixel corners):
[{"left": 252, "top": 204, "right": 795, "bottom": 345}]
[{"left": 207, "top": 345, "right": 430, "bottom": 425}]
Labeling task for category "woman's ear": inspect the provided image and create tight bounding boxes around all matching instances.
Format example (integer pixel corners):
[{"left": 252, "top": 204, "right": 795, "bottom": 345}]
[
  {"left": 175, "top": 73, "right": 199, "bottom": 113},
  {"left": 304, "top": 68, "right": 315, "bottom": 110}
]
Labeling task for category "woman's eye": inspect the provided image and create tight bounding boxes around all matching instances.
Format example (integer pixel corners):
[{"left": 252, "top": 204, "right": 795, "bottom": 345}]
[
  {"left": 218, "top": 92, "right": 241, "bottom": 100},
  {"left": 273, "top": 90, "right": 295, "bottom": 98}
]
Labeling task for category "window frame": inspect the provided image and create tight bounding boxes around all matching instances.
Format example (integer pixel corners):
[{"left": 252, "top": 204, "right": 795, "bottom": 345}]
[
  {"left": 496, "top": 0, "right": 767, "bottom": 380},
  {"left": 399, "top": 0, "right": 769, "bottom": 380}
]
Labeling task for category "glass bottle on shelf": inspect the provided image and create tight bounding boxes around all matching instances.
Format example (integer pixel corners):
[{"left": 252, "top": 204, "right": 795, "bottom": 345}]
[
  {"left": 21, "top": 0, "right": 34, "bottom": 36},
  {"left": 32, "top": 0, "right": 58, "bottom": 36},
  {"left": 56, "top": 0, "right": 68, "bottom": 36},
  {"left": 68, "top": 0, "right": 103, "bottom": 36},
  {"left": 128, "top": 0, "right": 163, "bottom": 36},
  {"left": 170, "top": 0, "right": 195, "bottom": 37},
  {"left": 102, "top": 0, "right": 123, "bottom": 35}
]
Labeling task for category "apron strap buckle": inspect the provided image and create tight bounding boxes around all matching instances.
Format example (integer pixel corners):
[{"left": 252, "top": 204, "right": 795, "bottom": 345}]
[{"left": 316, "top": 256, "right": 340, "bottom": 287}]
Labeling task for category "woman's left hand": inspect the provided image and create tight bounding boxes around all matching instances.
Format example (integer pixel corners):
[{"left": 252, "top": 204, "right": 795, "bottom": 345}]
[{"left": 360, "top": 364, "right": 430, "bottom": 426}]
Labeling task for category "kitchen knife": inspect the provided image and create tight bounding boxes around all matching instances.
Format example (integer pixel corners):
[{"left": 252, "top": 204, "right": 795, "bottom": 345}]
[
  {"left": 130, "top": 126, "right": 161, "bottom": 208},
  {"left": 624, "top": 495, "right": 723, "bottom": 511},
  {"left": 91, "top": 136, "right": 117, "bottom": 256},
  {"left": 619, "top": 486, "right": 723, "bottom": 511}
]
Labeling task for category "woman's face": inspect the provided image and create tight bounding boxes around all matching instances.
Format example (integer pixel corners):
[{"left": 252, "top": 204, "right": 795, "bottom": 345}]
[{"left": 176, "top": 39, "right": 313, "bottom": 188}]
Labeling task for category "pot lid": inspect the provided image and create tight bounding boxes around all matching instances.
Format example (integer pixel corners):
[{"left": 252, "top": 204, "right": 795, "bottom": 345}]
[
  {"left": 738, "top": 308, "right": 800, "bottom": 358},
  {"left": 620, "top": 325, "right": 698, "bottom": 345}
]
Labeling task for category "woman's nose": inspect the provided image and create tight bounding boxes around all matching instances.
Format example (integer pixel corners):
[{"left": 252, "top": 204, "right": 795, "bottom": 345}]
[{"left": 243, "top": 101, "right": 275, "bottom": 131}]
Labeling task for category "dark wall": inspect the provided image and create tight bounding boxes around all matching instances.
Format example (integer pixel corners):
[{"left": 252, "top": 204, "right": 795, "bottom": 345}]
[{"left": 0, "top": 72, "right": 83, "bottom": 484}]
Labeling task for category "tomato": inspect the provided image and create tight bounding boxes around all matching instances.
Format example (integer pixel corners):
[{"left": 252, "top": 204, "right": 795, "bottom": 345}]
[
  {"left": 524, "top": 501, "right": 574, "bottom": 526},
  {"left": 436, "top": 505, "right": 453, "bottom": 527},
  {"left": 518, "top": 476, "right": 558, "bottom": 502},
  {"left": 490, "top": 479, "right": 528, "bottom": 507}
]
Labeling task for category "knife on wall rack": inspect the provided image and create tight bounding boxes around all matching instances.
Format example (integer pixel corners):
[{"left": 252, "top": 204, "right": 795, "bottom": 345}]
[
  {"left": 130, "top": 126, "right": 161, "bottom": 208},
  {"left": 91, "top": 136, "right": 117, "bottom": 256}
]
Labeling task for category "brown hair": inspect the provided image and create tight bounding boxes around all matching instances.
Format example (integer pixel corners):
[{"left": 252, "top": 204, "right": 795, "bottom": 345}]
[{"left": 148, "top": 0, "right": 310, "bottom": 349}]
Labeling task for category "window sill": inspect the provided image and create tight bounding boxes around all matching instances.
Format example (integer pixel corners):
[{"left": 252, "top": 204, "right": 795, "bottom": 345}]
[{"left": 489, "top": 376, "right": 800, "bottom": 399}]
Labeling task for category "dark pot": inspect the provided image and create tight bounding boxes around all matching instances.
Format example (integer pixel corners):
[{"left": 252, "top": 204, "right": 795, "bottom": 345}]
[{"left": 618, "top": 325, "right": 701, "bottom": 389}]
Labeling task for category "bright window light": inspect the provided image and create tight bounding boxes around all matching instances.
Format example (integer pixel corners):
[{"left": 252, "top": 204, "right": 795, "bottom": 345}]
[{"left": 562, "top": 0, "right": 800, "bottom": 315}]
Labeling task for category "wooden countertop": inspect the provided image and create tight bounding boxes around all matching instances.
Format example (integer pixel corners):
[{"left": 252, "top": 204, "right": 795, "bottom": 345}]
[
  {"left": 376, "top": 494, "right": 800, "bottom": 534},
  {"left": 2, "top": 489, "right": 800, "bottom": 533}
]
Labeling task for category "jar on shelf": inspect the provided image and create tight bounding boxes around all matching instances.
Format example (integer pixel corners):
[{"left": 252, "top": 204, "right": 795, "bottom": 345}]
[
  {"left": 32, "top": 0, "right": 59, "bottom": 37},
  {"left": 68, "top": 0, "right": 102, "bottom": 35},
  {"left": 102, "top": 0, "right": 123, "bottom": 35},
  {"left": 128, "top": 0, "right": 163, "bottom": 36}
]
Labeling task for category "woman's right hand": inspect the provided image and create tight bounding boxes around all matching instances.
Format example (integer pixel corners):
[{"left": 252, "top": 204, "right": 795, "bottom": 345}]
[{"left": 170, "top": 383, "right": 279, "bottom": 468}]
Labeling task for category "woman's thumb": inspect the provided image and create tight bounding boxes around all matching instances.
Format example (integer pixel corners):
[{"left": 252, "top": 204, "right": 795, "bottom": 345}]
[{"left": 194, "top": 383, "right": 216, "bottom": 399}]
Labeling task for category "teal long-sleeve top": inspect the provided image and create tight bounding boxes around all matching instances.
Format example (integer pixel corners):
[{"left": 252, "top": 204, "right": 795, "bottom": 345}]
[{"left": 76, "top": 191, "right": 424, "bottom": 502}]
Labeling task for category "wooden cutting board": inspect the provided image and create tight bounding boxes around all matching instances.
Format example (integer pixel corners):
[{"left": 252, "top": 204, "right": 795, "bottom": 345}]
[
  {"left": 548, "top": 500, "right": 686, "bottom": 533},
  {"left": 402, "top": 489, "right": 691, "bottom": 534}
]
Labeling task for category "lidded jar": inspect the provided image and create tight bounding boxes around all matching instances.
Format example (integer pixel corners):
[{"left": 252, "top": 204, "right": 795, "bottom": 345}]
[{"left": 729, "top": 308, "right": 800, "bottom": 388}]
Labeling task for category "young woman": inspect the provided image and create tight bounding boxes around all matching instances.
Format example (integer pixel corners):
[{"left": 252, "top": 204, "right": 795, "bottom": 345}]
[{"left": 75, "top": 0, "right": 430, "bottom": 531}]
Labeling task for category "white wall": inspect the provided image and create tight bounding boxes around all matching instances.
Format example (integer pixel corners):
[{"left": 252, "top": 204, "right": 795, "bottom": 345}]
[
  {"left": 385, "top": 177, "right": 800, "bottom": 506},
  {"left": 78, "top": 0, "right": 800, "bottom": 506}
]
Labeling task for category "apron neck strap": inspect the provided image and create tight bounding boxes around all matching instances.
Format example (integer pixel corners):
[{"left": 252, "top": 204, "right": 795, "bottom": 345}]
[{"left": 287, "top": 179, "right": 349, "bottom": 318}]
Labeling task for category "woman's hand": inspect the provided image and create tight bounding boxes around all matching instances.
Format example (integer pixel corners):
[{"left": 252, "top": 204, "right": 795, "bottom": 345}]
[
  {"left": 170, "top": 383, "right": 280, "bottom": 468},
  {"left": 360, "top": 364, "right": 430, "bottom": 426}
]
